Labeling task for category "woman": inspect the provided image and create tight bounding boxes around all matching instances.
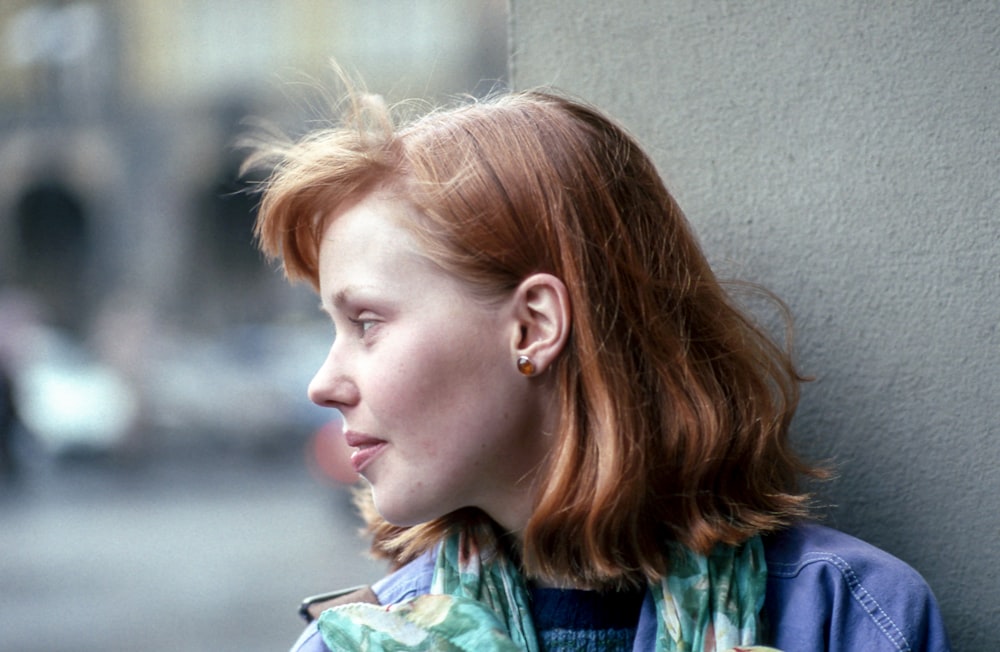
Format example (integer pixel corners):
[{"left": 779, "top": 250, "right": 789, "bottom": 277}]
[{"left": 250, "top": 88, "right": 950, "bottom": 651}]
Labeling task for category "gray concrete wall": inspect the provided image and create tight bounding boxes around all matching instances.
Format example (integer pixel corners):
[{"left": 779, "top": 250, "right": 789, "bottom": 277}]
[{"left": 510, "top": 2, "right": 998, "bottom": 648}]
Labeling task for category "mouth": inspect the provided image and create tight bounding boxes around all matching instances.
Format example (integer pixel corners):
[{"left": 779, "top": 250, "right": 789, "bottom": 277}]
[{"left": 343, "top": 431, "right": 388, "bottom": 474}]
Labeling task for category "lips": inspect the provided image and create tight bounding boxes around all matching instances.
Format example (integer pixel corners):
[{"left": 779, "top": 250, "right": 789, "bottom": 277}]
[{"left": 344, "top": 431, "right": 388, "bottom": 474}]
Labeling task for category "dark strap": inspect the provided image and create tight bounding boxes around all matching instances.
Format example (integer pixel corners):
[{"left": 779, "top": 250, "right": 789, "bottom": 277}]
[{"left": 298, "top": 585, "right": 380, "bottom": 623}]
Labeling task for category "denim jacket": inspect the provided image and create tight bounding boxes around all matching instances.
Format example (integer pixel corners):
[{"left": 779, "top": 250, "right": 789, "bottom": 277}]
[{"left": 290, "top": 522, "right": 950, "bottom": 651}]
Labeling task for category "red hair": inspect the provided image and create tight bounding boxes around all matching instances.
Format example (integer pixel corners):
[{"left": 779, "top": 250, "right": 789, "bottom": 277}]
[{"left": 250, "top": 88, "right": 822, "bottom": 588}]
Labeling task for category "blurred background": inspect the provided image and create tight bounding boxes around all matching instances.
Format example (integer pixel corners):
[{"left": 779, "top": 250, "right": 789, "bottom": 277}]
[{"left": 0, "top": 1, "right": 506, "bottom": 650}]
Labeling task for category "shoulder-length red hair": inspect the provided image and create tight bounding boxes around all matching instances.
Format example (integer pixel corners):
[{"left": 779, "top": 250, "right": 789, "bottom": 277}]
[{"left": 250, "top": 87, "right": 822, "bottom": 589}]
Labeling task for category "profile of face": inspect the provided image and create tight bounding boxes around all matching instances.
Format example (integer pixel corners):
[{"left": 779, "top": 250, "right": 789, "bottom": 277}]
[{"left": 308, "top": 192, "right": 562, "bottom": 533}]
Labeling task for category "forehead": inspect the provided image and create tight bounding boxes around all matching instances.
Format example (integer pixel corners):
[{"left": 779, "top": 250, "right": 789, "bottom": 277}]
[
  {"left": 322, "top": 191, "right": 418, "bottom": 250},
  {"left": 315, "top": 193, "right": 432, "bottom": 299}
]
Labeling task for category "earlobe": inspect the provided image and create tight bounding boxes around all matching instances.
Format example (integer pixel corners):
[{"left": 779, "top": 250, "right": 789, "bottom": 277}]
[{"left": 511, "top": 273, "right": 571, "bottom": 375}]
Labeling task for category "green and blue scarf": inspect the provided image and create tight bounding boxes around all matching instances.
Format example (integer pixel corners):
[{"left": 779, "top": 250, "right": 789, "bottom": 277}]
[{"left": 317, "top": 531, "right": 781, "bottom": 651}]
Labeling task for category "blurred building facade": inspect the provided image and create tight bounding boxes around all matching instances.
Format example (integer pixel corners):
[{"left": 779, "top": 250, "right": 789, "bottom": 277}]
[{"left": 0, "top": 0, "right": 506, "bottom": 457}]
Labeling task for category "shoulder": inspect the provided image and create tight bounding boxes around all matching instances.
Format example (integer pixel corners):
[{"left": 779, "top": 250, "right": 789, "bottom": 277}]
[
  {"left": 371, "top": 547, "right": 437, "bottom": 605},
  {"left": 287, "top": 622, "right": 328, "bottom": 652},
  {"left": 288, "top": 550, "right": 437, "bottom": 652},
  {"left": 762, "top": 522, "right": 951, "bottom": 652}
]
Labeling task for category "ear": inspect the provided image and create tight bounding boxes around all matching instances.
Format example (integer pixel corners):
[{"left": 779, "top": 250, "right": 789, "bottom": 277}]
[{"left": 509, "top": 273, "right": 571, "bottom": 374}]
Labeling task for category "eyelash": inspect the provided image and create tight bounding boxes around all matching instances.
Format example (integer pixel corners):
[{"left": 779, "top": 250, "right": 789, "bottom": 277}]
[{"left": 349, "top": 317, "right": 376, "bottom": 336}]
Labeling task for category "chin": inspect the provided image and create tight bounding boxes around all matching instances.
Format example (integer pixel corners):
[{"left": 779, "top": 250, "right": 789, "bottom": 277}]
[{"left": 371, "top": 492, "right": 442, "bottom": 528}]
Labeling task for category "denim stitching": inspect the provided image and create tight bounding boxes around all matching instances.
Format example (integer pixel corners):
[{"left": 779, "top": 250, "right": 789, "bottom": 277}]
[{"left": 768, "top": 552, "right": 911, "bottom": 651}]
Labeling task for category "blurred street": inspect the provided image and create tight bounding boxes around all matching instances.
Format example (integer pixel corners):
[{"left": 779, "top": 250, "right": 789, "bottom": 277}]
[{"left": 0, "top": 450, "right": 385, "bottom": 652}]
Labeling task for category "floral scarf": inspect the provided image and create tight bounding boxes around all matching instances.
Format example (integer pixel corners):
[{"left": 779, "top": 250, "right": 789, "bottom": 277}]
[{"left": 317, "top": 531, "right": 782, "bottom": 651}]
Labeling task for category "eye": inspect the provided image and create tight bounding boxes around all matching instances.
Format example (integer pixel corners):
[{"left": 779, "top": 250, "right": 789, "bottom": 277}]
[{"left": 350, "top": 315, "right": 379, "bottom": 337}]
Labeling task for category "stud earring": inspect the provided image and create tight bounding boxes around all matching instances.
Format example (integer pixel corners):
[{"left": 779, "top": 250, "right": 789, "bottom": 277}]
[{"left": 516, "top": 355, "right": 536, "bottom": 376}]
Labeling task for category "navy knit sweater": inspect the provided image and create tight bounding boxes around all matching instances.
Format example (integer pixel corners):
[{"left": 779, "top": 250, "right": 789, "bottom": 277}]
[{"left": 528, "top": 586, "right": 645, "bottom": 651}]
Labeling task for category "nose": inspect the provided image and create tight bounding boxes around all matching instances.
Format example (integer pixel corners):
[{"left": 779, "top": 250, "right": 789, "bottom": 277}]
[{"left": 307, "top": 345, "right": 359, "bottom": 409}]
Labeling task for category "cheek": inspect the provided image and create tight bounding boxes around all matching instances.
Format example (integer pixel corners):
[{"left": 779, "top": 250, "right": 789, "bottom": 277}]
[
  {"left": 367, "top": 335, "right": 455, "bottom": 423},
  {"left": 364, "top": 315, "right": 510, "bottom": 438}
]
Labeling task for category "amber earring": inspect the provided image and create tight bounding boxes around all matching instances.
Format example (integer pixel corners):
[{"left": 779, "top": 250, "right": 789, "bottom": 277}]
[{"left": 516, "top": 355, "right": 536, "bottom": 376}]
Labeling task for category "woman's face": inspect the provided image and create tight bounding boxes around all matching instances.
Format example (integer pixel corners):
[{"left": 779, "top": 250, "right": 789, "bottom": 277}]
[{"left": 308, "top": 192, "right": 553, "bottom": 533}]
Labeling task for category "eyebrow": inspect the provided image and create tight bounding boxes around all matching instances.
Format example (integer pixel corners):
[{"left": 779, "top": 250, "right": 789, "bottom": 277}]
[
  {"left": 323, "top": 285, "right": 376, "bottom": 313},
  {"left": 332, "top": 287, "right": 356, "bottom": 309}
]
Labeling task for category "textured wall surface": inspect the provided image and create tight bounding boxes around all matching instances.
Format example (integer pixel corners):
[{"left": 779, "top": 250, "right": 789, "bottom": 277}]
[{"left": 511, "top": 2, "right": 998, "bottom": 648}]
